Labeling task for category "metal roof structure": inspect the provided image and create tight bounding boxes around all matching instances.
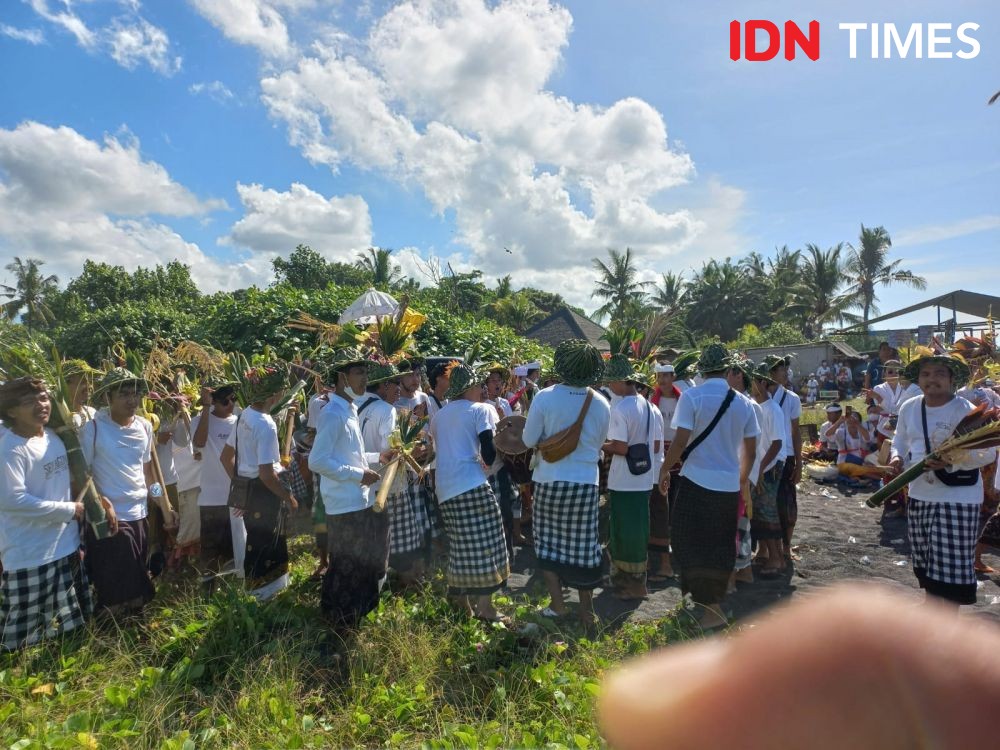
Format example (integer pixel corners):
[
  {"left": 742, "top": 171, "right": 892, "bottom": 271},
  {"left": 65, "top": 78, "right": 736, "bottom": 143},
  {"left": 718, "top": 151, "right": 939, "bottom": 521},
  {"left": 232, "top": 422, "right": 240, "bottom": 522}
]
[{"left": 837, "top": 290, "right": 1000, "bottom": 332}]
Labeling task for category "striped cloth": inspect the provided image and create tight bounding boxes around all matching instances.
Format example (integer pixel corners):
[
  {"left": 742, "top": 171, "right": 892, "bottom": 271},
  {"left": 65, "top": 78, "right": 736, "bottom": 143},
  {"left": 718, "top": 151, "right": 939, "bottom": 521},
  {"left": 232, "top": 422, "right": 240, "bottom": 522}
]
[
  {"left": 437, "top": 483, "right": 509, "bottom": 595},
  {"left": 1, "top": 552, "right": 92, "bottom": 652},
  {"left": 908, "top": 499, "right": 979, "bottom": 604},
  {"left": 533, "top": 481, "right": 602, "bottom": 589},
  {"left": 389, "top": 483, "right": 431, "bottom": 556}
]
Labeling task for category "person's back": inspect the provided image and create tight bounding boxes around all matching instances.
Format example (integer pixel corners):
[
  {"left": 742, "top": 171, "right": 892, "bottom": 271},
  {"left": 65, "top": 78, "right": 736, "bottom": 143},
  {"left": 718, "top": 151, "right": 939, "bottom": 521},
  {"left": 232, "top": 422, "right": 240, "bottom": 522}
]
[{"left": 524, "top": 384, "right": 611, "bottom": 486}]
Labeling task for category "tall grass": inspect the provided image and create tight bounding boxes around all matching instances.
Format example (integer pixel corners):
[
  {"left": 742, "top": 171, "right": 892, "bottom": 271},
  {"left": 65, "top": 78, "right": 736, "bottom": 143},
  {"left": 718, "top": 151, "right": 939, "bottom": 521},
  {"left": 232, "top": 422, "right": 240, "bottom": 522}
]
[{"left": 1, "top": 536, "right": 692, "bottom": 749}]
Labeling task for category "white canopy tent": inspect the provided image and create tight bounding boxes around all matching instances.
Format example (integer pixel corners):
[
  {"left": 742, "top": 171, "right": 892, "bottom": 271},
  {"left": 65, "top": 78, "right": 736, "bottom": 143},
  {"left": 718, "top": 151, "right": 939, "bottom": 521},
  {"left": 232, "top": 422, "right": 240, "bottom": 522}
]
[{"left": 339, "top": 288, "right": 399, "bottom": 324}]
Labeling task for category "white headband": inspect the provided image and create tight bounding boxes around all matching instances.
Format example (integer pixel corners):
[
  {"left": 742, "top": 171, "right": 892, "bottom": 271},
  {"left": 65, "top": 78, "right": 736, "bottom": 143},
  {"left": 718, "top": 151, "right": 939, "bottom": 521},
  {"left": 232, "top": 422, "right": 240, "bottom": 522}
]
[{"left": 655, "top": 363, "right": 675, "bottom": 373}]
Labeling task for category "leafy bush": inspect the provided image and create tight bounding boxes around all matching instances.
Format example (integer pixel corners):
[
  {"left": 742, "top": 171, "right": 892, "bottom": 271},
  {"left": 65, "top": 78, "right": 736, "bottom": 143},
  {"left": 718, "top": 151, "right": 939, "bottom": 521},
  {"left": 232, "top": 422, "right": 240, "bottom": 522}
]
[{"left": 54, "top": 302, "right": 197, "bottom": 362}]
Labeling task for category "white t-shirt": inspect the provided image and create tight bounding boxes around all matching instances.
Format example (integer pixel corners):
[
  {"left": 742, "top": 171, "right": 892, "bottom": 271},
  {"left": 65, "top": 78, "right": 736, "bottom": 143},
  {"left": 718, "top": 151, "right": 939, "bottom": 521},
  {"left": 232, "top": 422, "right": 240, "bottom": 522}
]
[
  {"left": 426, "top": 393, "right": 446, "bottom": 419},
  {"left": 396, "top": 391, "right": 430, "bottom": 414},
  {"left": 655, "top": 389, "right": 681, "bottom": 444},
  {"left": 522, "top": 385, "right": 612, "bottom": 486},
  {"left": 672, "top": 378, "right": 760, "bottom": 493},
  {"left": 191, "top": 411, "right": 236, "bottom": 506},
  {"left": 155, "top": 415, "right": 190, "bottom": 485},
  {"left": 356, "top": 395, "right": 397, "bottom": 492},
  {"left": 835, "top": 426, "right": 867, "bottom": 464},
  {"left": 225, "top": 407, "right": 281, "bottom": 480},
  {"left": 173, "top": 440, "right": 201, "bottom": 493},
  {"left": 488, "top": 397, "right": 514, "bottom": 476},
  {"left": 754, "top": 396, "right": 784, "bottom": 479},
  {"left": 72, "top": 405, "right": 97, "bottom": 430},
  {"left": 891, "top": 395, "right": 995, "bottom": 504},
  {"left": 607, "top": 395, "right": 663, "bottom": 492},
  {"left": 429, "top": 399, "right": 497, "bottom": 502},
  {"left": 771, "top": 384, "right": 802, "bottom": 460},
  {"left": 80, "top": 410, "right": 152, "bottom": 522},
  {"left": 819, "top": 419, "right": 837, "bottom": 449},
  {"left": 0, "top": 428, "right": 80, "bottom": 571},
  {"left": 307, "top": 393, "right": 330, "bottom": 430},
  {"left": 817, "top": 365, "right": 832, "bottom": 380}
]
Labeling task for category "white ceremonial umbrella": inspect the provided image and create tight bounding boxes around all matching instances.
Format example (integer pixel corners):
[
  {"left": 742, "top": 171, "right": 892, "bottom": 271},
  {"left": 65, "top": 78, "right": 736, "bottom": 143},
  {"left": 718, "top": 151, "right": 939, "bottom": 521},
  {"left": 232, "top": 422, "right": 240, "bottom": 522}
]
[{"left": 339, "top": 287, "right": 400, "bottom": 324}]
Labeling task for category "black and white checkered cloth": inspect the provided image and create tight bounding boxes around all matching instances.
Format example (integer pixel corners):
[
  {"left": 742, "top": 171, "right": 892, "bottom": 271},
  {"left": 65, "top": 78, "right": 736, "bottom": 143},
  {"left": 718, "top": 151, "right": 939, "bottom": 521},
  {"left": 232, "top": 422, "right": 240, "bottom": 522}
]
[
  {"left": 908, "top": 499, "right": 979, "bottom": 585},
  {"left": 437, "top": 483, "right": 509, "bottom": 594},
  {"left": 283, "top": 459, "right": 311, "bottom": 505},
  {"left": 1, "top": 551, "right": 92, "bottom": 652},
  {"left": 533, "top": 481, "right": 602, "bottom": 569},
  {"left": 388, "top": 483, "right": 431, "bottom": 555}
]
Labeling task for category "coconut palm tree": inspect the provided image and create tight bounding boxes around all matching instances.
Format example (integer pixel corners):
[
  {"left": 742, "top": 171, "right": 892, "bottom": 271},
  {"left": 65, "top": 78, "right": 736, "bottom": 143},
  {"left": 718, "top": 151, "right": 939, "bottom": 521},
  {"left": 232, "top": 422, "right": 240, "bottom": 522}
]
[
  {"left": 494, "top": 275, "right": 513, "bottom": 299},
  {"left": 798, "top": 243, "right": 859, "bottom": 337},
  {"left": 1, "top": 257, "right": 59, "bottom": 334},
  {"left": 685, "top": 258, "right": 753, "bottom": 341},
  {"left": 650, "top": 271, "right": 688, "bottom": 315},
  {"left": 355, "top": 247, "right": 403, "bottom": 288},
  {"left": 844, "top": 225, "right": 926, "bottom": 327},
  {"left": 489, "top": 293, "right": 543, "bottom": 333},
  {"left": 591, "top": 248, "right": 651, "bottom": 324}
]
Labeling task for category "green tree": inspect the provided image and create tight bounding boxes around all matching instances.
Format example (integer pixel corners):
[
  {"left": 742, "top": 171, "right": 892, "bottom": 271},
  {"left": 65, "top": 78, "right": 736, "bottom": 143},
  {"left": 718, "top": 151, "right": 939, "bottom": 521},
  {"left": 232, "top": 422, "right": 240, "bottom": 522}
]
[
  {"left": 494, "top": 275, "right": 513, "bottom": 299},
  {"left": 437, "top": 269, "right": 488, "bottom": 314},
  {"left": 489, "top": 292, "right": 543, "bottom": 333},
  {"left": 591, "top": 248, "right": 650, "bottom": 324},
  {"left": 844, "top": 224, "right": 927, "bottom": 327},
  {"left": 799, "top": 243, "right": 858, "bottom": 337},
  {"left": 272, "top": 244, "right": 369, "bottom": 290},
  {"left": 1, "top": 257, "right": 59, "bottom": 333},
  {"left": 53, "top": 260, "right": 202, "bottom": 314},
  {"left": 650, "top": 271, "right": 688, "bottom": 315},
  {"left": 356, "top": 248, "right": 403, "bottom": 289},
  {"left": 685, "top": 258, "right": 753, "bottom": 341}
]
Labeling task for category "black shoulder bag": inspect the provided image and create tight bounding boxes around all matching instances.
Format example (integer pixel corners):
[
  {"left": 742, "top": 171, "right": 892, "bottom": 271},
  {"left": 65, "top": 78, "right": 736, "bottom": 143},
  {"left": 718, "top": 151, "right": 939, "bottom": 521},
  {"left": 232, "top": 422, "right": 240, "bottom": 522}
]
[
  {"left": 625, "top": 400, "right": 654, "bottom": 475},
  {"left": 227, "top": 415, "right": 255, "bottom": 509},
  {"left": 921, "top": 398, "right": 978, "bottom": 487},
  {"left": 681, "top": 389, "right": 737, "bottom": 462}
]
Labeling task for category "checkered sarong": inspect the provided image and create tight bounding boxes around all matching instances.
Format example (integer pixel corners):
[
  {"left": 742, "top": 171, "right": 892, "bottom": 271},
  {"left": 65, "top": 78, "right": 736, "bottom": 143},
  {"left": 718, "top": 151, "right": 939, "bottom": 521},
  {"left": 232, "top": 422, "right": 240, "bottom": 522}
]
[
  {"left": 908, "top": 499, "right": 979, "bottom": 588},
  {"left": 533, "top": 481, "right": 602, "bottom": 571},
  {"left": 388, "top": 483, "right": 431, "bottom": 556},
  {"left": 1, "top": 552, "right": 92, "bottom": 651},
  {"left": 437, "top": 483, "right": 509, "bottom": 594}
]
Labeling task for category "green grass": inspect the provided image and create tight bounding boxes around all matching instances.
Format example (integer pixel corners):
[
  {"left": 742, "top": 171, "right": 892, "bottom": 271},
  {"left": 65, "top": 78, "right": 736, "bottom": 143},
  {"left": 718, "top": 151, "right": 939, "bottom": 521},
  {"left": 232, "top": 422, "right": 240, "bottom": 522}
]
[
  {"left": 798, "top": 396, "right": 867, "bottom": 427},
  {"left": 1, "top": 536, "right": 694, "bottom": 749}
]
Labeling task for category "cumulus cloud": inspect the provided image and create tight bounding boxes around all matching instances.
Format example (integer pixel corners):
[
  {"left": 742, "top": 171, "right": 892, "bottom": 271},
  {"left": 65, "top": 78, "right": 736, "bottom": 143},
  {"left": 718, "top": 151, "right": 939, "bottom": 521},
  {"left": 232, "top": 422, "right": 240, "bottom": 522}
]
[
  {"left": 223, "top": 182, "right": 372, "bottom": 260},
  {"left": 109, "top": 17, "right": 182, "bottom": 75},
  {"left": 189, "top": 80, "right": 236, "bottom": 103},
  {"left": 187, "top": 0, "right": 297, "bottom": 58},
  {"left": 25, "top": 0, "right": 180, "bottom": 75},
  {"left": 0, "top": 122, "right": 260, "bottom": 293},
  {"left": 259, "top": 0, "right": 706, "bottom": 309},
  {"left": 0, "top": 24, "right": 45, "bottom": 44},
  {"left": 894, "top": 214, "right": 1000, "bottom": 248}
]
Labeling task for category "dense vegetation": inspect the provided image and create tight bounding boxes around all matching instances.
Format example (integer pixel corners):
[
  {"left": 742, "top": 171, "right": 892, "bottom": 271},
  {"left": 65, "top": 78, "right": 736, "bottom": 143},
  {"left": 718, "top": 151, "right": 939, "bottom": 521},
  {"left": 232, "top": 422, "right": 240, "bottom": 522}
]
[{"left": 1, "top": 222, "right": 921, "bottom": 364}]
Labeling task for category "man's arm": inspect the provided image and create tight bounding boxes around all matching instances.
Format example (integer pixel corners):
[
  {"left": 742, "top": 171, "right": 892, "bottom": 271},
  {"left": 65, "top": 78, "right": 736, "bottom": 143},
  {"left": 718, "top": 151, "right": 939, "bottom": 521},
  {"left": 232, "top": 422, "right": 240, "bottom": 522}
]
[
  {"left": 740, "top": 437, "right": 757, "bottom": 486},
  {"left": 193, "top": 407, "right": 211, "bottom": 449},
  {"left": 791, "top": 417, "right": 802, "bottom": 482}
]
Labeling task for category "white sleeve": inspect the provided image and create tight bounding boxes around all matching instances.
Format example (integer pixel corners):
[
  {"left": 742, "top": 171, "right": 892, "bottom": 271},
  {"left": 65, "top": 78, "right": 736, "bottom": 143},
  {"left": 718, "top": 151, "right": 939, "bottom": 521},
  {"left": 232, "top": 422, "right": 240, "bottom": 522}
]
[
  {"left": 607, "top": 405, "right": 628, "bottom": 442},
  {"left": 672, "top": 392, "right": 695, "bottom": 432},
  {"left": 255, "top": 418, "right": 281, "bottom": 467},
  {"left": 0, "top": 449, "right": 77, "bottom": 522}
]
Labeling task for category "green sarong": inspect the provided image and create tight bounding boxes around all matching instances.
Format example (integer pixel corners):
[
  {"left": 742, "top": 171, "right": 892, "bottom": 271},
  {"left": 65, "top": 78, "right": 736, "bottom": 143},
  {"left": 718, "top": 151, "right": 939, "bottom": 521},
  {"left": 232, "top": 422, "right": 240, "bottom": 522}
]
[{"left": 609, "top": 489, "right": 651, "bottom": 574}]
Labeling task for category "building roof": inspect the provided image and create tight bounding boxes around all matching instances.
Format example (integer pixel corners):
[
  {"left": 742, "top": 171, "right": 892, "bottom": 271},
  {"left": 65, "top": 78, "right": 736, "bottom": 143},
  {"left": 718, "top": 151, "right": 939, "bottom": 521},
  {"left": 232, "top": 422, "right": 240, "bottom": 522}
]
[
  {"left": 745, "top": 340, "right": 864, "bottom": 360},
  {"left": 524, "top": 307, "right": 609, "bottom": 351},
  {"left": 838, "top": 290, "right": 1000, "bottom": 331}
]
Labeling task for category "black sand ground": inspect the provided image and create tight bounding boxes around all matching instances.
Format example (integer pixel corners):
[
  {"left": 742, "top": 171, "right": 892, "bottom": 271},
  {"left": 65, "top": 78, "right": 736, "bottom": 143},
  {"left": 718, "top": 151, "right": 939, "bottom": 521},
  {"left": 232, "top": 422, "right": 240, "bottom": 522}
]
[{"left": 507, "top": 479, "right": 1000, "bottom": 626}]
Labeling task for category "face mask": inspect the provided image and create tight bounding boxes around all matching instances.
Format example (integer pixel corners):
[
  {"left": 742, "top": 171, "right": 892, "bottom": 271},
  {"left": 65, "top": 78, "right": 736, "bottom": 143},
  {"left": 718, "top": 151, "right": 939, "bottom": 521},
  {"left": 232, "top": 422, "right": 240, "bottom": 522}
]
[{"left": 346, "top": 385, "right": 365, "bottom": 400}]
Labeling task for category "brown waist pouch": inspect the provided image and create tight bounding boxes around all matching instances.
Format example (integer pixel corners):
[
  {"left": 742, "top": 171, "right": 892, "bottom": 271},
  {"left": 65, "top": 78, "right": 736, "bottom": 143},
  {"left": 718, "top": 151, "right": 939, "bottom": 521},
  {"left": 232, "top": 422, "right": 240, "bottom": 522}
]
[{"left": 537, "top": 389, "right": 594, "bottom": 463}]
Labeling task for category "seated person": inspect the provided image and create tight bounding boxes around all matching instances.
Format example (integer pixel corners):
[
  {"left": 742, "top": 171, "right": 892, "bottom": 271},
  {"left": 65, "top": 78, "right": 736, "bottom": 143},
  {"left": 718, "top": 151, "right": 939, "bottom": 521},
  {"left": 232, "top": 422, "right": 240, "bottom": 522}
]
[
  {"left": 816, "top": 403, "right": 842, "bottom": 461},
  {"left": 835, "top": 411, "right": 870, "bottom": 466}
]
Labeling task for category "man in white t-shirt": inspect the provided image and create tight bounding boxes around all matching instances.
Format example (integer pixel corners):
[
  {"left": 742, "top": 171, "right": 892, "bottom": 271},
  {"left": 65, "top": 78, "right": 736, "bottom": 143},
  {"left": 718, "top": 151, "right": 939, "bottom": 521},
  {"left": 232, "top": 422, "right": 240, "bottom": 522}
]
[
  {"left": 602, "top": 356, "right": 663, "bottom": 600},
  {"left": 766, "top": 355, "right": 803, "bottom": 560},
  {"left": 429, "top": 364, "right": 509, "bottom": 622},
  {"left": 0, "top": 377, "right": 96, "bottom": 650},
  {"left": 81, "top": 368, "right": 163, "bottom": 614},
  {"left": 818, "top": 403, "right": 843, "bottom": 460},
  {"left": 394, "top": 359, "right": 430, "bottom": 417},
  {"left": 658, "top": 344, "right": 759, "bottom": 629},
  {"left": 648, "top": 362, "right": 681, "bottom": 580},
  {"left": 523, "top": 340, "right": 612, "bottom": 627},
  {"left": 485, "top": 364, "right": 520, "bottom": 556},
  {"left": 192, "top": 383, "right": 240, "bottom": 577},
  {"left": 889, "top": 355, "right": 997, "bottom": 607},
  {"left": 750, "top": 363, "right": 785, "bottom": 577}
]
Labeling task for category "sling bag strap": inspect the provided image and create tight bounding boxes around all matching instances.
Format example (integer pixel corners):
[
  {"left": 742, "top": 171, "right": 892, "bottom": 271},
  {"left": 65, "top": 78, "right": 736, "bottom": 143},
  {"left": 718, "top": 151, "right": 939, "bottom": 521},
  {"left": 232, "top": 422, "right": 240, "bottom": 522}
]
[
  {"left": 358, "top": 395, "right": 379, "bottom": 433},
  {"left": 778, "top": 388, "right": 787, "bottom": 408},
  {"left": 681, "top": 388, "right": 737, "bottom": 462},
  {"left": 232, "top": 413, "right": 242, "bottom": 476}
]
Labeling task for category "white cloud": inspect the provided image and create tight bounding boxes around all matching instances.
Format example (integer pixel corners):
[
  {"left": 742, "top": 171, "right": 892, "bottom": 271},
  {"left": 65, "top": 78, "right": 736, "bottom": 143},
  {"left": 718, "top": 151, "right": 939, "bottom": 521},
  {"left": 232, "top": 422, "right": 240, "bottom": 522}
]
[
  {"left": 0, "top": 121, "right": 257, "bottom": 293},
  {"left": 109, "top": 17, "right": 181, "bottom": 75},
  {"left": 0, "top": 24, "right": 45, "bottom": 44},
  {"left": 224, "top": 182, "right": 372, "bottom": 260},
  {"left": 25, "top": 0, "right": 180, "bottom": 75},
  {"left": 187, "top": 0, "right": 295, "bottom": 58},
  {"left": 259, "top": 0, "right": 708, "bottom": 310},
  {"left": 894, "top": 215, "right": 1000, "bottom": 248},
  {"left": 189, "top": 80, "right": 236, "bottom": 103},
  {"left": 27, "top": 0, "right": 97, "bottom": 48}
]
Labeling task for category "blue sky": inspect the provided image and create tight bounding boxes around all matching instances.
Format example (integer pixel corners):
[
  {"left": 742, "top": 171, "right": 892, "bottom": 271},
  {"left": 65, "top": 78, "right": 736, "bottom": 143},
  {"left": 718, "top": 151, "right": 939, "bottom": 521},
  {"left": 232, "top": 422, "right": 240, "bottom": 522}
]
[{"left": 0, "top": 0, "right": 997, "bottom": 326}]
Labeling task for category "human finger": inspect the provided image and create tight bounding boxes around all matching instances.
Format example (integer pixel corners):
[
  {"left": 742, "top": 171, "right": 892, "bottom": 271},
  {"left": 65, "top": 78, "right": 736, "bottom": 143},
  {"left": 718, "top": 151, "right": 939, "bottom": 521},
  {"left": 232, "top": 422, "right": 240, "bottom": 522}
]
[{"left": 599, "top": 584, "right": 1000, "bottom": 750}]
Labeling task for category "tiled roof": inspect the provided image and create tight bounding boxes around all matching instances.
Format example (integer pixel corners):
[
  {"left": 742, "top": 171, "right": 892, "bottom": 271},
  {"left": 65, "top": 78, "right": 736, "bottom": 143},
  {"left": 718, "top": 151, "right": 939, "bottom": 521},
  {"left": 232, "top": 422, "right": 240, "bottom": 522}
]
[{"left": 524, "top": 307, "right": 609, "bottom": 351}]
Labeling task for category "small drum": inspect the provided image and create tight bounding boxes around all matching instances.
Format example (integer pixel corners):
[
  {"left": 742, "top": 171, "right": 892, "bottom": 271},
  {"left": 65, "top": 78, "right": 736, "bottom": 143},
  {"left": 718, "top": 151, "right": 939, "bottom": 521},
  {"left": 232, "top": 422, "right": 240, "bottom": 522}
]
[{"left": 494, "top": 415, "right": 534, "bottom": 485}]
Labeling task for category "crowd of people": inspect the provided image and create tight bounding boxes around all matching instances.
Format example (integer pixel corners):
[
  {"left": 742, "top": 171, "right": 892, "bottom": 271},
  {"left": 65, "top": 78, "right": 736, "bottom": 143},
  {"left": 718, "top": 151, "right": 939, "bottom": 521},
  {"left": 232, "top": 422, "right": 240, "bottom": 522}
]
[{"left": 2, "top": 334, "right": 999, "bottom": 651}]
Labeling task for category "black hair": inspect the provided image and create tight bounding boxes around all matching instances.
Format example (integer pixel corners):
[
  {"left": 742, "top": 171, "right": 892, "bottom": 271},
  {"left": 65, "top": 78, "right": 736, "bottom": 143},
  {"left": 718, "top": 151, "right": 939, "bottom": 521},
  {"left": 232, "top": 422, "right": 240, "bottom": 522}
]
[
  {"left": 212, "top": 385, "right": 236, "bottom": 403},
  {"left": 366, "top": 383, "right": 381, "bottom": 394},
  {"left": 429, "top": 364, "right": 449, "bottom": 389},
  {"left": 0, "top": 377, "right": 47, "bottom": 426}
]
